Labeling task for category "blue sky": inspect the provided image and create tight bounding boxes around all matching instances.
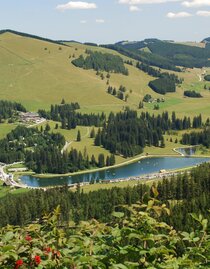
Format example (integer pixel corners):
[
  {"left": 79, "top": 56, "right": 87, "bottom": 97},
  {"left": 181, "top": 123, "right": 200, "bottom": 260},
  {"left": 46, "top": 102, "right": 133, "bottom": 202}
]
[{"left": 1, "top": 0, "right": 210, "bottom": 43}]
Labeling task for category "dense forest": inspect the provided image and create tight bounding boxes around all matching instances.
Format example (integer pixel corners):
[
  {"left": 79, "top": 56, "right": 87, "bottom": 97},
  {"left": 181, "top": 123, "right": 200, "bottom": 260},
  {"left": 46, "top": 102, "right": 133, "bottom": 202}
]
[
  {"left": 184, "top": 90, "right": 203, "bottom": 98},
  {"left": 101, "top": 44, "right": 181, "bottom": 71},
  {"left": 136, "top": 62, "right": 182, "bottom": 84},
  {"left": 148, "top": 78, "right": 176, "bottom": 95},
  {"left": 0, "top": 125, "right": 114, "bottom": 173},
  {"left": 0, "top": 126, "right": 65, "bottom": 164},
  {"left": 1, "top": 162, "right": 210, "bottom": 233},
  {"left": 181, "top": 128, "right": 210, "bottom": 147},
  {"left": 146, "top": 40, "right": 210, "bottom": 68},
  {"left": 111, "top": 39, "right": 210, "bottom": 68},
  {"left": 38, "top": 102, "right": 106, "bottom": 129},
  {"left": 72, "top": 51, "right": 128, "bottom": 75},
  {"left": 26, "top": 147, "right": 115, "bottom": 174},
  {"left": 94, "top": 110, "right": 204, "bottom": 158},
  {"left": 0, "top": 100, "right": 26, "bottom": 120}
]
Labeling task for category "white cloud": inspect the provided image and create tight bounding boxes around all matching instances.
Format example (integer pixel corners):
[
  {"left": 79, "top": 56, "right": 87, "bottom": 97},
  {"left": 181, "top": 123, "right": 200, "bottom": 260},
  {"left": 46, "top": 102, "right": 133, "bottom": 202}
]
[
  {"left": 167, "top": 11, "right": 193, "bottom": 17},
  {"left": 119, "top": 0, "right": 181, "bottom": 5},
  {"left": 182, "top": 0, "right": 210, "bottom": 7},
  {"left": 96, "top": 19, "right": 105, "bottom": 23},
  {"left": 80, "top": 20, "right": 87, "bottom": 23},
  {"left": 129, "top": 5, "right": 140, "bottom": 11},
  {"left": 56, "top": 1, "right": 97, "bottom": 11},
  {"left": 196, "top": 10, "right": 210, "bottom": 15}
]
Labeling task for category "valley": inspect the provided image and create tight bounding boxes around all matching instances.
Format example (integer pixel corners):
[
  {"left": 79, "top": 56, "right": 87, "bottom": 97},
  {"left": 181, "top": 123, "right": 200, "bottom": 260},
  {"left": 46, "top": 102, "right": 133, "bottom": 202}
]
[{"left": 0, "top": 29, "right": 210, "bottom": 268}]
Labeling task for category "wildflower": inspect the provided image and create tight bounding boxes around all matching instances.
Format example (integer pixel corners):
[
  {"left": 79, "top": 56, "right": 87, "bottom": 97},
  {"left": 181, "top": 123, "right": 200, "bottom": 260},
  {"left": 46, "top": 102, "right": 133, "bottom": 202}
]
[{"left": 14, "top": 259, "right": 23, "bottom": 269}]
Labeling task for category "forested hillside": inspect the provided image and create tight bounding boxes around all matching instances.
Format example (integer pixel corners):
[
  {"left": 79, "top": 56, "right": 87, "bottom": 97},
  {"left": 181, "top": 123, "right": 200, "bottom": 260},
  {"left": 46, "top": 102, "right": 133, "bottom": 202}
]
[
  {"left": 112, "top": 38, "right": 210, "bottom": 68},
  {"left": 1, "top": 162, "right": 210, "bottom": 231}
]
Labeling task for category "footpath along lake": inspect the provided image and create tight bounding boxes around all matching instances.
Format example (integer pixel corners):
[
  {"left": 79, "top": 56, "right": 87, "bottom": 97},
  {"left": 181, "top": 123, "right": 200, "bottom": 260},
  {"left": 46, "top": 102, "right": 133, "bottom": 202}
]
[{"left": 20, "top": 156, "right": 210, "bottom": 187}]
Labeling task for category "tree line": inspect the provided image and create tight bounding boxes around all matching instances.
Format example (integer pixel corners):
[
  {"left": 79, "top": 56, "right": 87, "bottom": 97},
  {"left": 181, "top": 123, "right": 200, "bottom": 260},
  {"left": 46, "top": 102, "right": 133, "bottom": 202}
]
[
  {"left": 181, "top": 128, "right": 210, "bottom": 147},
  {"left": 26, "top": 147, "right": 115, "bottom": 174},
  {"left": 184, "top": 90, "right": 203, "bottom": 98},
  {"left": 136, "top": 62, "right": 182, "bottom": 84},
  {"left": 38, "top": 102, "right": 106, "bottom": 129},
  {"left": 1, "top": 162, "right": 210, "bottom": 233}
]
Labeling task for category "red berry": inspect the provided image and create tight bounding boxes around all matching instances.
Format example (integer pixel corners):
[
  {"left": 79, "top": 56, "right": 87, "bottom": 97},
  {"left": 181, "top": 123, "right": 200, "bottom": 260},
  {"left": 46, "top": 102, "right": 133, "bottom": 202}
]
[
  {"left": 34, "top": 255, "right": 41, "bottom": 265},
  {"left": 25, "top": 235, "right": 32, "bottom": 241},
  {"left": 14, "top": 259, "right": 23, "bottom": 269},
  {"left": 44, "top": 246, "right": 52, "bottom": 254}
]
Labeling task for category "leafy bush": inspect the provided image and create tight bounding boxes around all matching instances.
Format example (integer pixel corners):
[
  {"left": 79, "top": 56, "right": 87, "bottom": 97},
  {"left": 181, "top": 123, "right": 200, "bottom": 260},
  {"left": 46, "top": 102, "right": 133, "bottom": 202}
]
[
  {"left": 0, "top": 198, "right": 210, "bottom": 268},
  {"left": 143, "top": 94, "right": 152, "bottom": 102},
  {"left": 204, "top": 75, "right": 210, "bottom": 81}
]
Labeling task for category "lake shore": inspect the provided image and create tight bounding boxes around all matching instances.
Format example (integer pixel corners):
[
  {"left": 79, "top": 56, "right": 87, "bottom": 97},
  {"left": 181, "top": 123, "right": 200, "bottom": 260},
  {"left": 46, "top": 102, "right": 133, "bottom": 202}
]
[{"left": 19, "top": 151, "right": 210, "bottom": 180}]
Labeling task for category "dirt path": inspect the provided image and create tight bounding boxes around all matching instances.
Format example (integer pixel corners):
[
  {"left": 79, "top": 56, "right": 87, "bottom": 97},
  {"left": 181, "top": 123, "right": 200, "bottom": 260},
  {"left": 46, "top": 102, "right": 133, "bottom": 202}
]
[{"left": 61, "top": 127, "right": 90, "bottom": 154}]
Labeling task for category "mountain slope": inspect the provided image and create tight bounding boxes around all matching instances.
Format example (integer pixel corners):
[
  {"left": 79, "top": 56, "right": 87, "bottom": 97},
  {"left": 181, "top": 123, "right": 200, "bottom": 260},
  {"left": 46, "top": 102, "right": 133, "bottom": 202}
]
[
  {"left": 113, "top": 38, "right": 210, "bottom": 69},
  {"left": 0, "top": 32, "right": 154, "bottom": 112}
]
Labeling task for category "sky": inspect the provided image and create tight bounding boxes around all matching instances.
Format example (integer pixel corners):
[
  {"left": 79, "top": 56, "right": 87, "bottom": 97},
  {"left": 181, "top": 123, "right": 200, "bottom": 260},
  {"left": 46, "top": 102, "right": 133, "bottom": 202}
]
[{"left": 1, "top": 0, "right": 210, "bottom": 43}]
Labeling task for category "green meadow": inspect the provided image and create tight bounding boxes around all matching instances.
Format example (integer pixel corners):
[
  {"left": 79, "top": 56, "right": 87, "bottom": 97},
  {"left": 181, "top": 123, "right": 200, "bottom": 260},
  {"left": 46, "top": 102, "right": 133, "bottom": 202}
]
[{"left": 0, "top": 32, "right": 210, "bottom": 119}]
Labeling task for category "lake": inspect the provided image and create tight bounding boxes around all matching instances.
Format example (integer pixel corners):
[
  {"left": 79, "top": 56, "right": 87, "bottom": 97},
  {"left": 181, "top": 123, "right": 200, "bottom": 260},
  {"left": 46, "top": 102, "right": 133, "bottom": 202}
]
[{"left": 20, "top": 156, "right": 210, "bottom": 187}]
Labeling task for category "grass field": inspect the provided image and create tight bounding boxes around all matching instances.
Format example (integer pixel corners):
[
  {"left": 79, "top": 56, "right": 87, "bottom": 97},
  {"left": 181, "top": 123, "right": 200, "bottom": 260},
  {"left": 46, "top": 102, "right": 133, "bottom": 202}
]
[
  {"left": 1, "top": 32, "right": 210, "bottom": 119},
  {"left": 0, "top": 123, "right": 16, "bottom": 139},
  {"left": 39, "top": 120, "right": 127, "bottom": 164}
]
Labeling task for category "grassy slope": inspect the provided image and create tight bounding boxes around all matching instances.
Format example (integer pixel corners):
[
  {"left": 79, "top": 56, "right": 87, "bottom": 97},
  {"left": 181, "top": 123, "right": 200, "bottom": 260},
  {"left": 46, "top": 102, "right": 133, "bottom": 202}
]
[
  {"left": 0, "top": 33, "right": 152, "bottom": 114},
  {"left": 1, "top": 32, "right": 210, "bottom": 119},
  {"left": 0, "top": 123, "right": 16, "bottom": 139}
]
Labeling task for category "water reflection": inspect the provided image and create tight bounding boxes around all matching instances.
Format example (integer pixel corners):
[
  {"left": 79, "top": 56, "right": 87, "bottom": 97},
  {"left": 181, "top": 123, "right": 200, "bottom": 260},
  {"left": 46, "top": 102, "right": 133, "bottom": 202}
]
[{"left": 20, "top": 156, "right": 210, "bottom": 187}]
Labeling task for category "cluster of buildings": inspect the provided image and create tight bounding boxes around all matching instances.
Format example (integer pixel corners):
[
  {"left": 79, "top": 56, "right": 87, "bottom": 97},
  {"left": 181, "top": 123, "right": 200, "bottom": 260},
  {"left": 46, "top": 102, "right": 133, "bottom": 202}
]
[{"left": 19, "top": 112, "right": 45, "bottom": 125}]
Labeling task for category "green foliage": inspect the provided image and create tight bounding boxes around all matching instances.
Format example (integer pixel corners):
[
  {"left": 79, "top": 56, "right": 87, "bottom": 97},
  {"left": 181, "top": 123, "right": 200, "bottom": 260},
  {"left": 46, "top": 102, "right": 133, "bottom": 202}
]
[
  {"left": 72, "top": 51, "right": 128, "bottom": 75},
  {"left": 0, "top": 126, "right": 65, "bottom": 164},
  {"left": 136, "top": 62, "right": 182, "bottom": 84},
  {"left": 204, "top": 75, "right": 210, "bottom": 81},
  {"left": 107, "top": 85, "right": 127, "bottom": 101},
  {"left": 143, "top": 94, "right": 152, "bottom": 102},
  {"left": 94, "top": 110, "right": 203, "bottom": 157},
  {"left": 0, "top": 100, "right": 26, "bottom": 120},
  {"left": 102, "top": 44, "right": 180, "bottom": 71},
  {"left": 184, "top": 90, "right": 203, "bottom": 98},
  {"left": 148, "top": 78, "right": 176, "bottom": 95},
  {"left": 0, "top": 200, "right": 210, "bottom": 268},
  {"left": 39, "top": 103, "right": 106, "bottom": 130},
  {"left": 181, "top": 128, "right": 210, "bottom": 147}
]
